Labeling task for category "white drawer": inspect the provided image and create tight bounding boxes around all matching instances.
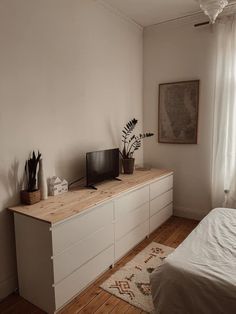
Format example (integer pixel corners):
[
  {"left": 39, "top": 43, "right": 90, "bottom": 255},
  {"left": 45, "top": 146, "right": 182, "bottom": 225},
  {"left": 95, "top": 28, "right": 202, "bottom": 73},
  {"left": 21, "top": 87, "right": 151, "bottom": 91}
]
[
  {"left": 115, "top": 202, "right": 149, "bottom": 241},
  {"left": 52, "top": 202, "right": 113, "bottom": 255},
  {"left": 150, "top": 203, "right": 173, "bottom": 233},
  {"left": 150, "top": 175, "right": 173, "bottom": 200},
  {"left": 53, "top": 223, "right": 114, "bottom": 284},
  {"left": 115, "top": 220, "right": 149, "bottom": 261},
  {"left": 150, "top": 190, "right": 173, "bottom": 217},
  {"left": 114, "top": 186, "right": 149, "bottom": 219},
  {"left": 54, "top": 245, "right": 114, "bottom": 310}
]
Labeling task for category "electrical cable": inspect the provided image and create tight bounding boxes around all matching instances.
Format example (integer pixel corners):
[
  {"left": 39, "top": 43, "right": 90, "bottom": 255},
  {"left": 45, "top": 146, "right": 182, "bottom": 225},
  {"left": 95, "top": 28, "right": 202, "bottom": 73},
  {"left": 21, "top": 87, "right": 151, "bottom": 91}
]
[{"left": 68, "top": 176, "right": 85, "bottom": 188}]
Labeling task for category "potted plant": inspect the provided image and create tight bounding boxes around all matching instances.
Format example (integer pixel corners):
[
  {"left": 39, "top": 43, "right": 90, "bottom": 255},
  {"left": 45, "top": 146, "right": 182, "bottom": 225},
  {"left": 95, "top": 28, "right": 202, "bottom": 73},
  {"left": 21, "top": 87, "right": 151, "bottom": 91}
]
[
  {"left": 120, "top": 118, "right": 154, "bottom": 174},
  {"left": 20, "top": 151, "right": 41, "bottom": 205}
]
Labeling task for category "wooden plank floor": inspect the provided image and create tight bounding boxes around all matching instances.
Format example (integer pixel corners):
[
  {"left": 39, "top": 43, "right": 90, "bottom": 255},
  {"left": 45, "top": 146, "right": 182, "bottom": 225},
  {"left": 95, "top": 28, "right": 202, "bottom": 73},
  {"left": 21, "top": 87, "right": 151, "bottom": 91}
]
[{"left": 0, "top": 216, "right": 198, "bottom": 314}]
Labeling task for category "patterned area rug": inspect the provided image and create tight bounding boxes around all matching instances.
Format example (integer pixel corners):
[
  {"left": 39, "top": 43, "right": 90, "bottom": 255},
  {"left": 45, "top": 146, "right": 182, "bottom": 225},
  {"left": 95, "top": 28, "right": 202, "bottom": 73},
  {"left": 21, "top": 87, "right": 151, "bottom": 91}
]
[{"left": 100, "top": 242, "right": 174, "bottom": 313}]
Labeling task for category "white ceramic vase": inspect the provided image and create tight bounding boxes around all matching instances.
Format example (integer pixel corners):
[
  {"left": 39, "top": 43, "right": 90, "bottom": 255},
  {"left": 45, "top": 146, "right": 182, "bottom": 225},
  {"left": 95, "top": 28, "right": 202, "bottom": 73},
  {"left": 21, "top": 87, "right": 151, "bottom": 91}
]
[{"left": 38, "top": 159, "right": 48, "bottom": 200}]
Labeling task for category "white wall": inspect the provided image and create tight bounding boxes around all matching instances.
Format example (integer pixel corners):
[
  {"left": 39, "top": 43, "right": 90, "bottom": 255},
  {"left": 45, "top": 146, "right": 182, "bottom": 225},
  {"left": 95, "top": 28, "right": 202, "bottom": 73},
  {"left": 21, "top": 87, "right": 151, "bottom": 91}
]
[
  {"left": 143, "top": 15, "right": 216, "bottom": 220},
  {"left": 0, "top": 0, "right": 143, "bottom": 298}
]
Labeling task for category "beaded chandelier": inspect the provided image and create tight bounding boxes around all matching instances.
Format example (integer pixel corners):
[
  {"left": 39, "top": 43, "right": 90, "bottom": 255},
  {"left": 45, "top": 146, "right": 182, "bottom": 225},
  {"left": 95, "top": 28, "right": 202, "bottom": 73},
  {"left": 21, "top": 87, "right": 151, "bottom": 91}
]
[{"left": 196, "top": 0, "right": 228, "bottom": 23}]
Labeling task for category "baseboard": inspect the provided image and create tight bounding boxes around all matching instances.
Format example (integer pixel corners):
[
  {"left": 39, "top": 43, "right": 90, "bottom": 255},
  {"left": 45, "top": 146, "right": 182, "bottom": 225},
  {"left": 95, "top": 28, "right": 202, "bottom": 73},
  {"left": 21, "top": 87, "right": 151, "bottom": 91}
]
[
  {"left": 0, "top": 275, "right": 17, "bottom": 301},
  {"left": 173, "top": 207, "right": 208, "bottom": 221}
]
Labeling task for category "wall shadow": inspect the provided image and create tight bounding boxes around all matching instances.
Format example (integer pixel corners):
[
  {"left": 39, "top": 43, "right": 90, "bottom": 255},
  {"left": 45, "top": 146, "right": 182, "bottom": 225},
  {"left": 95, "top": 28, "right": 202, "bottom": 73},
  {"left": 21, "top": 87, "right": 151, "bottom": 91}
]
[{"left": 0, "top": 158, "right": 22, "bottom": 298}]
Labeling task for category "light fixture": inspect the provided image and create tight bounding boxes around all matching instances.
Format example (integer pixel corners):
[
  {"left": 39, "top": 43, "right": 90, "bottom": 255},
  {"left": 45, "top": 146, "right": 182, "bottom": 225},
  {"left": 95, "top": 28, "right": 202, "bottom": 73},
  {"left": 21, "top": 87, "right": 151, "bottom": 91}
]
[{"left": 196, "top": 0, "right": 228, "bottom": 23}]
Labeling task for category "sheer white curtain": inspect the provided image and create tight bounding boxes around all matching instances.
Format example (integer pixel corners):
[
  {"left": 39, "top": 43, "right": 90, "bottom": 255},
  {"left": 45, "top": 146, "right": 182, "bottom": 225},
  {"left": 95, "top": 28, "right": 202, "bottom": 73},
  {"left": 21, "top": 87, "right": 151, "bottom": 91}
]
[{"left": 212, "top": 15, "right": 236, "bottom": 208}]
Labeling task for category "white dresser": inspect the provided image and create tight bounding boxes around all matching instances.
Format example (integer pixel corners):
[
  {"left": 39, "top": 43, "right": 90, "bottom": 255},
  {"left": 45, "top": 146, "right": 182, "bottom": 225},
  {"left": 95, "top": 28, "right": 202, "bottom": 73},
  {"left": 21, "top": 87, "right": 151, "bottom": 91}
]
[{"left": 10, "top": 169, "right": 173, "bottom": 313}]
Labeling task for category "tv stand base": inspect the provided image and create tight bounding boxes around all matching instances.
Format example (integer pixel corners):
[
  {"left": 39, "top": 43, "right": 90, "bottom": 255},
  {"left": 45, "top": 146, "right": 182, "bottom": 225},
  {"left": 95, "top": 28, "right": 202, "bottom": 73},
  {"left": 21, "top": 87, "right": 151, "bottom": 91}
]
[
  {"left": 87, "top": 185, "right": 97, "bottom": 190},
  {"left": 114, "top": 177, "right": 122, "bottom": 182}
]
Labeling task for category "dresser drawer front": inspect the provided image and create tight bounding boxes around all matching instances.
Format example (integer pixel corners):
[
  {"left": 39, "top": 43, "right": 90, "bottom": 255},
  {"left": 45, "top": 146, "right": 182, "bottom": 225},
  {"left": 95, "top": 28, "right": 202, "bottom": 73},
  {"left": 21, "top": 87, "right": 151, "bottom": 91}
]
[
  {"left": 115, "top": 202, "right": 149, "bottom": 241},
  {"left": 53, "top": 223, "right": 114, "bottom": 284},
  {"left": 54, "top": 245, "right": 114, "bottom": 310},
  {"left": 115, "top": 221, "right": 149, "bottom": 261},
  {"left": 114, "top": 186, "right": 149, "bottom": 219},
  {"left": 150, "top": 203, "right": 173, "bottom": 233},
  {"left": 150, "top": 175, "right": 173, "bottom": 200},
  {"left": 52, "top": 202, "right": 113, "bottom": 255},
  {"left": 150, "top": 190, "right": 173, "bottom": 217}
]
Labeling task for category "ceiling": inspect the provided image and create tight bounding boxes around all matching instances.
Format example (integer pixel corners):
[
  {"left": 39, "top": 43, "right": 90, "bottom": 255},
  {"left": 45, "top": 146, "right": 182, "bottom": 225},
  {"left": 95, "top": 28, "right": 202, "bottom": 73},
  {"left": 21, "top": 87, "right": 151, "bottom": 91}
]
[{"left": 103, "top": 0, "right": 236, "bottom": 27}]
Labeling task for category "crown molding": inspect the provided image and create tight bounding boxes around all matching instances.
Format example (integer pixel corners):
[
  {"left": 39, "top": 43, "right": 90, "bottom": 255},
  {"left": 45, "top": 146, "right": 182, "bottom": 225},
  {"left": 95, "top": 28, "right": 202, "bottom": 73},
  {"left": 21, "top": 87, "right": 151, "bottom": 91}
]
[
  {"left": 97, "top": 1, "right": 236, "bottom": 30},
  {"left": 96, "top": 0, "right": 143, "bottom": 31},
  {"left": 145, "top": 2, "right": 236, "bottom": 29}
]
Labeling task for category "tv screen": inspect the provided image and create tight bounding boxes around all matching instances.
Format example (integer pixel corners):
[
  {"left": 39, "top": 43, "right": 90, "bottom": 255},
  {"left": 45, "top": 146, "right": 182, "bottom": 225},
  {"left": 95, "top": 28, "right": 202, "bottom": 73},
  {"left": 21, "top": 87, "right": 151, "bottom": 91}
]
[{"left": 86, "top": 148, "right": 120, "bottom": 187}]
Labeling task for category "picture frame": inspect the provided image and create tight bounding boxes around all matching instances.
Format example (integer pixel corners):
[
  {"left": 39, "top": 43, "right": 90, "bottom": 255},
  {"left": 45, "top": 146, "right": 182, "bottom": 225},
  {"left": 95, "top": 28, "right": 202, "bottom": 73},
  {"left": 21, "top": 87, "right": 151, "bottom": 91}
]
[{"left": 158, "top": 80, "right": 199, "bottom": 144}]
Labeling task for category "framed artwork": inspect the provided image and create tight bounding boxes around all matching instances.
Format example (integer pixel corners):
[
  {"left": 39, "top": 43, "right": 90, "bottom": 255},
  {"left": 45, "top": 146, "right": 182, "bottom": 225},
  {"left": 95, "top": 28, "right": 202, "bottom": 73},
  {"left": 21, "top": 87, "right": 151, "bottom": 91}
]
[{"left": 158, "top": 80, "right": 199, "bottom": 144}]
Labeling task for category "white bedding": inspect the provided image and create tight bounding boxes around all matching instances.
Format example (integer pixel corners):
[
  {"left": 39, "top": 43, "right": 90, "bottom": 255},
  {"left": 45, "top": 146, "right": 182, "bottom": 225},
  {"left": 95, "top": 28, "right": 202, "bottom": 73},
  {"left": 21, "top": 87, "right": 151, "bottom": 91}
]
[{"left": 150, "top": 208, "right": 236, "bottom": 314}]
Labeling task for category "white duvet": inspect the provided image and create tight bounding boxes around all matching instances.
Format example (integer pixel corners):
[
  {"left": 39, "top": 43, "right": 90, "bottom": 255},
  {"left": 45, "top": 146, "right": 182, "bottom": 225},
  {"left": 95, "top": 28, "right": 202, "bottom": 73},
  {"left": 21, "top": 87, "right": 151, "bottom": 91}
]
[{"left": 150, "top": 208, "right": 236, "bottom": 314}]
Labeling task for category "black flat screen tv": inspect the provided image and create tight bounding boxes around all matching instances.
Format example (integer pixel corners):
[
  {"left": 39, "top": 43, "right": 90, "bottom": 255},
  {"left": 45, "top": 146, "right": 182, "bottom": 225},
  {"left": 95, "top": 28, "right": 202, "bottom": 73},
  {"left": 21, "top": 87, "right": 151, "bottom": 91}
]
[{"left": 86, "top": 148, "right": 120, "bottom": 187}]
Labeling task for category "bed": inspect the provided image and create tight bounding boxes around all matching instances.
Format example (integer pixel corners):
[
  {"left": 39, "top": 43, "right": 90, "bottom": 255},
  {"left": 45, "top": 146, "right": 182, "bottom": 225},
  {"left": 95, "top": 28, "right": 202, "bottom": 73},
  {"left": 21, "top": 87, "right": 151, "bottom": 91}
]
[{"left": 150, "top": 208, "right": 236, "bottom": 314}]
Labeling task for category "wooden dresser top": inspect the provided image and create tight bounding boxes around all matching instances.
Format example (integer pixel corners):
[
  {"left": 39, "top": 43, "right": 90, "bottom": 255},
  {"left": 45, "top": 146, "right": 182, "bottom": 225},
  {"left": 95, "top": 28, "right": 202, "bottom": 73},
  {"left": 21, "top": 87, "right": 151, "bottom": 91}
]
[{"left": 8, "top": 168, "right": 173, "bottom": 224}]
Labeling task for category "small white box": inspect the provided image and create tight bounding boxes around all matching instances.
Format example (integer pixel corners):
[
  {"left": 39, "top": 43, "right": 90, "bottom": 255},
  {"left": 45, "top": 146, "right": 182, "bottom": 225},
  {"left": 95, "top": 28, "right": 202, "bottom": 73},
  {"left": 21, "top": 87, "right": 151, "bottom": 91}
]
[
  {"left": 48, "top": 177, "right": 68, "bottom": 196},
  {"left": 61, "top": 179, "right": 68, "bottom": 193},
  {"left": 49, "top": 177, "right": 62, "bottom": 196}
]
